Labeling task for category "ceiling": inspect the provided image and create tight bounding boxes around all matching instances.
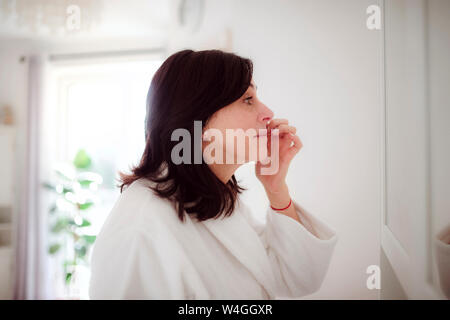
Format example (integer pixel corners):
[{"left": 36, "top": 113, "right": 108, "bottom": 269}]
[{"left": 0, "top": 0, "right": 171, "bottom": 41}]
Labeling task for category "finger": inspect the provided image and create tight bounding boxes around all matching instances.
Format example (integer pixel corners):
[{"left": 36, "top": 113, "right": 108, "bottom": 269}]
[
  {"left": 288, "top": 134, "right": 303, "bottom": 152},
  {"left": 273, "top": 124, "right": 296, "bottom": 136},
  {"left": 267, "top": 118, "right": 289, "bottom": 131}
]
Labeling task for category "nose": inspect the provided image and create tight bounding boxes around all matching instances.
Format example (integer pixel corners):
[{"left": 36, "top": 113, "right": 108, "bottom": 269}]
[{"left": 258, "top": 104, "right": 274, "bottom": 125}]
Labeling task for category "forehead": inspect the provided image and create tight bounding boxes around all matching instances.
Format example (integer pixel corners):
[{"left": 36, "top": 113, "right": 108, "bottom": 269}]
[{"left": 248, "top": 81, "right": 258, "bottom": 91}]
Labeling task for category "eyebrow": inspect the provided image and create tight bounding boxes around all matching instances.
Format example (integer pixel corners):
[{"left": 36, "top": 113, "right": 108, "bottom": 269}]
[{"left": 249, "top": 83, "right": 258, "bottom": 90}]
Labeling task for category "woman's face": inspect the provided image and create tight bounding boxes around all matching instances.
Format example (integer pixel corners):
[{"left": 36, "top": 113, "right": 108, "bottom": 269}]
[{"left": 202, "top": 79, "right": 274, "bottom": 164}]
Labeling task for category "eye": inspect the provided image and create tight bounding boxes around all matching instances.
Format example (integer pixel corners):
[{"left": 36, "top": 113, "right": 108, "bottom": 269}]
[{"left": 244, "top": 96, "right": 253, "bottom": 105}]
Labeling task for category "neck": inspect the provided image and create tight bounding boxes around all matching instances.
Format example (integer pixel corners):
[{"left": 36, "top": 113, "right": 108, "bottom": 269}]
[{"left": 208, "top": 163, "right": 242, "bottom": 184}]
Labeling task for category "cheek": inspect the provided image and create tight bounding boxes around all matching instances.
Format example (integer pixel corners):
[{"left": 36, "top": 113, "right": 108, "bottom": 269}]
[
  {"left": 240, "top": 116, "right": 256, "bottom": 130},
  {"left": 222, "top": 104, "right": 256, "bottom": 129},
  {"left": 231, "top": 111, "right": 258, "bottom": 132},
  {"left": 204, "top": 106, "right": 257, "bottom": 150},
  {"left": 209, "top": 110, "right": 235, "bottom": 131}
]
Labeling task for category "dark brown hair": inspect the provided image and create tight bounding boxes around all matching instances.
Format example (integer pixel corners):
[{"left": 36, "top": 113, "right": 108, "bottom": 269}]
[{"left": 117, "top": 49, "right": 254, "bottom": 222}]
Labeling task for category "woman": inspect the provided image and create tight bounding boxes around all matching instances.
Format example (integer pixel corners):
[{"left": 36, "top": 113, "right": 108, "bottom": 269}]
[{"left": 88, "top": 49, "right": 338, "bottom": 299}]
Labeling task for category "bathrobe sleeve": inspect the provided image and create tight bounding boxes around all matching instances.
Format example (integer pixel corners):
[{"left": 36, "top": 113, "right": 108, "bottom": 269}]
[
  {"left": 241, "top": 199, "right": 338, "bottom": 298},
  {"left": 89, "top": 226, "right": 187, "bottom": 299}
]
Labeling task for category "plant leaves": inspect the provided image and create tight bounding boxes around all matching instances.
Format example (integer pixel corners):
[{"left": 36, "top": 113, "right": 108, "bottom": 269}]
[
  {"left": 80, "top": 219, "right": 91, "bottom": 227},
  {"left": 54, "top": 164, "right": 76, "bottom": 181},
  {"left": 48, "top": 243, "right": 61, "bottom": 254},
  {"left": 75, "top": 244, "right": 87, "bottom": 258},
  {"left": 51, "top": 218, "right": 69, "bottom": 233},
  {"left": 65, "top": 272, "right": 72, "bottom": 285},
  {"left": 49, "top": 204, "right": 58, "bottom": 214},
  {"left": 82, "top": 235, "right": 96, "bottom": 244},
  {"left": 78, "top": 201, "right": 94, "bottom": 211},
  {"left": 77, "top": 172, "right": 103, "bottom": 187},
  {"left": 42, "top": 182, "right": 56, "bottom": 191},
  {"left": 61, "top": 186, "right": 74, "bottom": 194},
  {"left": 64, "top": 260, "right": 76, "bottom": 268},
  {"left": 68, "top": 218, "right": 91, "bottom": 227},
  {"left": 73, "top": 149, "right": 92, "bottom": 169}
]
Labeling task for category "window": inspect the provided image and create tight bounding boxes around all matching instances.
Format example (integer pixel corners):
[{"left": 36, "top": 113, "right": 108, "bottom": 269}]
[{"left": 44, "top": 56, "right": 163, "bottom": 299}]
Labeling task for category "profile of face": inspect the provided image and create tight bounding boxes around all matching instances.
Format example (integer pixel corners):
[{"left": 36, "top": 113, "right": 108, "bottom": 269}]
[{"left": 202, "top": 79, "right": 274, "bottom": 165}]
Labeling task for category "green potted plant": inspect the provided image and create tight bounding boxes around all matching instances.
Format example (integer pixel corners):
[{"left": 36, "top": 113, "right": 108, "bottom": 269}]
[{"left": 43, "top": 149, "right": 103, "bottom": 299}]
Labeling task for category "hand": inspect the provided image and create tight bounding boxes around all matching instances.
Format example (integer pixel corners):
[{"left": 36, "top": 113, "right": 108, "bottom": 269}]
[{"left": 255, "top": 118, "right": 303, "bottom": 193}]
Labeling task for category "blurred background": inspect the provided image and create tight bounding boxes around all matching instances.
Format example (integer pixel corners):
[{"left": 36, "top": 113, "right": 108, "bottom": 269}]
[{"left": 0, "top": 0, "right": 448, "bottom": 300}]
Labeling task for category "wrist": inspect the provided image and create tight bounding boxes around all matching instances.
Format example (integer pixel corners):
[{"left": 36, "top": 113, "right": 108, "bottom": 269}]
[
  {"left": 263, "top": 180, "right": 288, "bottom": 194},
  {"left": 270, "top": 198, "right": 292, "bottom": 211},
  {"left": 265, "top": 183, "right": 291, "bottom": 209}
]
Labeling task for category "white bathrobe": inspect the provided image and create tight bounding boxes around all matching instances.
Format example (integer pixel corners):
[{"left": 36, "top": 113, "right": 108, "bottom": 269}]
[{"left": 88, "top": 177, "right": 338, "bottom": 299}]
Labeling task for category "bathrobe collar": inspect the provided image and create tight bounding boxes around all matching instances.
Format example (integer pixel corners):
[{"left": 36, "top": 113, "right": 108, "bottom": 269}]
[
  {"left": 201, "top": 200, "right": 277, "bottom": 298},
  {"left": 139, "top": 175, "right": 278, "bottom": 297}
]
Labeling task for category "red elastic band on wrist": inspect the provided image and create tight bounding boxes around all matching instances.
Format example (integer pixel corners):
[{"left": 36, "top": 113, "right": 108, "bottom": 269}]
[{"left": 270, "top": 198, "right": 292, "bottom": 211}]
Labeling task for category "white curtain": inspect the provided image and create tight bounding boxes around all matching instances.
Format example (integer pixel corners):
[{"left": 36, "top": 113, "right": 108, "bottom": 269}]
[{"left": 14, "top": 54, "right": 52, "bottom": 299}]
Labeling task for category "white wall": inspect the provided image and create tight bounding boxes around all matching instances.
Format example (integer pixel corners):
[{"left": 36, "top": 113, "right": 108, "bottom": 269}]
[
  {"left": 0, "top": 40, "right": 31, "bottom": 299},
  {"left": 169, "top": 0, "right": 382, "bottom": 299}
]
